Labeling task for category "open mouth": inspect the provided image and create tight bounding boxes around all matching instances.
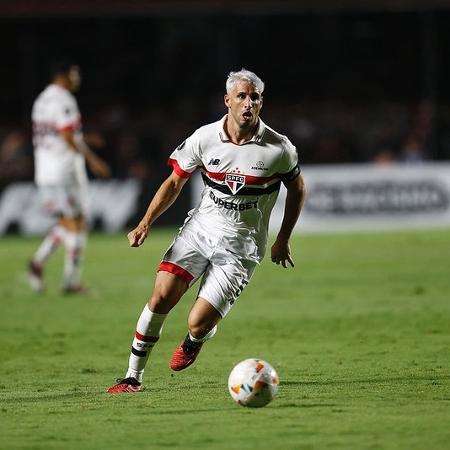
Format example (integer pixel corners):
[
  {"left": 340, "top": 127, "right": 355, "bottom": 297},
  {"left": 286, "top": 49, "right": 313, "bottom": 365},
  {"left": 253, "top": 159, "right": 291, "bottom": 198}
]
[{"left": 242, "top": 111, "right": 253, "bottom": 120}]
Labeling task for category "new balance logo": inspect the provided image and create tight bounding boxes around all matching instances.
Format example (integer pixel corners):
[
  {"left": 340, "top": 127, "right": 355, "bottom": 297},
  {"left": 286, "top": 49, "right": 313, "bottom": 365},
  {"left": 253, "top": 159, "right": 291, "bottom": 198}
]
[{"left": 208, "top": 158, "right": 220, "bottom": 166}]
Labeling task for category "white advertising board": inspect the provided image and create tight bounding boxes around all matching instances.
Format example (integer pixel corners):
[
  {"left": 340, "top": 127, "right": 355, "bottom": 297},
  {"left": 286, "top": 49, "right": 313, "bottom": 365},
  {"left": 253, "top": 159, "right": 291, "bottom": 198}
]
[
  {"left": 2, "top": 164, "right": 449, "bottom": 236},
  {"left": 0, "top": 180, "right": 141, "bottom": 235}
]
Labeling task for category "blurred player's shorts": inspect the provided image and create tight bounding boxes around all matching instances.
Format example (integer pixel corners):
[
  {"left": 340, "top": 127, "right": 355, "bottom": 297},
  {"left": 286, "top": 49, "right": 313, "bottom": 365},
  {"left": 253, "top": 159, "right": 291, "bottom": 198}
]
[{"left": 38, "top": 184, "right": 88, "bottom": 218}]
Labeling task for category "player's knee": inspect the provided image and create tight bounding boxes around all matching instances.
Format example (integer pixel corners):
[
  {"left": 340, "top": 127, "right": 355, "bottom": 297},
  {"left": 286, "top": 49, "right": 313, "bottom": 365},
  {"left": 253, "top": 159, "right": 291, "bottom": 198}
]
[
  {"left": 148, "top": 294, "right": 159, "bottom": 308},
  {"left": 148, "top": 292, "right": 169, "bottom": 313},
  {"left": 148, "top": 286, "right": 182, "bottom": 314},
  {"left": 188, "top": 315, "right": 215, "bottom": 339}
]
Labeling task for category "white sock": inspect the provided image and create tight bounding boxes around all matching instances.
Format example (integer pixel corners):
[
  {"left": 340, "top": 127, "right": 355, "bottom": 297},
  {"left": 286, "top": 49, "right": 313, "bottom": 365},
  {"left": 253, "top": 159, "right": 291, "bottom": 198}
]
[
  {"left": 189, "top": 325, "right": 217, "bottom": 343},
  {"left": 126, "top": 305, "right": 167, "bottom": 383},
  {"left": 33, "top": 225, "right": 65, "bottom": 264},
  {"left": 63, "top": 230, "right": 87, "bottom": 288}
]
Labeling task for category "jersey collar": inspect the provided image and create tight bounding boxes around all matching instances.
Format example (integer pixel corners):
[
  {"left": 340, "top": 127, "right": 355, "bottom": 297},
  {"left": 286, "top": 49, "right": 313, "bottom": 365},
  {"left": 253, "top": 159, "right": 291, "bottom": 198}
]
[
  {"left": 218, "top": 114, "right": 266, "bottom": 144},
  {"left": 49, "top": 83, "right": 70, "bottom": 95}
]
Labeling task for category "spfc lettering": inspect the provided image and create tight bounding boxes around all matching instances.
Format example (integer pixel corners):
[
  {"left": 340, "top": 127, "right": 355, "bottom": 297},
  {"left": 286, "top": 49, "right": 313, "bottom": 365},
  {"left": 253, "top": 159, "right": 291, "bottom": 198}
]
[{"left": 225, "top": 173, "right": 246, "bottom": 194}]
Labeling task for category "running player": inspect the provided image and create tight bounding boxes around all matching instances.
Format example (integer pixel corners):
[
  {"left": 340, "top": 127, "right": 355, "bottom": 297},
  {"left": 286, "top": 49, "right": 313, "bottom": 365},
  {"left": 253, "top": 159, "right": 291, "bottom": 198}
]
[
  {"left": 107, "top": 68, "right": 306, "bottom": 393},
  {"left": 28, "top": 61, "right": 110, "bottom": 294}
]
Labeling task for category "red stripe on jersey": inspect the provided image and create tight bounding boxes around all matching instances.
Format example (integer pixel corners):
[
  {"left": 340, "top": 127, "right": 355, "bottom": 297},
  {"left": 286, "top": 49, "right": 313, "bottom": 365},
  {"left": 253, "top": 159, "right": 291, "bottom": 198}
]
[
  {"left": 204, "top": 169, "right": 278, "bottom": 186},
  {"left": 135, "top": 331, "right": 159, "bottom": 343},
  {"left": 158, "top": 261, "right": 194, "bottom": 284},
  {"left": 168, "top": 158, "right": 193, "bottom": 178}
]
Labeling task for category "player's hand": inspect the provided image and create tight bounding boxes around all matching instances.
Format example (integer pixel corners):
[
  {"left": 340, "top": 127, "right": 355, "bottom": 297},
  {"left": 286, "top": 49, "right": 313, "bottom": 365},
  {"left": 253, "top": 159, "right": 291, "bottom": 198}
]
[
  {"left": 87, "top": 153, "right": 111, "bottom": 178},
  {"left": 270, "top": 238, "right": 294, "bottom": 268},
  {"left": 127, "top": 223, "right": 150, "bottom": 247}
]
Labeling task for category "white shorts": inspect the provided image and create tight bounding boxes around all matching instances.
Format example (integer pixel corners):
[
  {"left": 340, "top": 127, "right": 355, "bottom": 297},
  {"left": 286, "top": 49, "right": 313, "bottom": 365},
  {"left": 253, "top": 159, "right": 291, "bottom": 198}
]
[
  {"left": 38, "top": 184, "right": 88, "bottom": 218},
  {"left": 158, "top": 219, "right": 257, "bottom": 318}
]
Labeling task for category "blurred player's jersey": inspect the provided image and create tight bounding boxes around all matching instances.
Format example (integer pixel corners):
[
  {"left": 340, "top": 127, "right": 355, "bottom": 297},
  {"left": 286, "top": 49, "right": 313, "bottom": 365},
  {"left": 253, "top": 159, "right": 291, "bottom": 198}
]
[
  {"left": 32, "top": 84, "right": 87, "bottom": 187},
  {"left": 168, "top": 115, "right": 300, "bottom": 262}
]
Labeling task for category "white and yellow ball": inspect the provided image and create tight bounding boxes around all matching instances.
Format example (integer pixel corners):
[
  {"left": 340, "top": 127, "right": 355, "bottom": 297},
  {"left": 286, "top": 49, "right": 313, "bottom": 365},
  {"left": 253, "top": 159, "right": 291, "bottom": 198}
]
[{"left": 228, "top": 358, "right": 279, "bottom": 408}]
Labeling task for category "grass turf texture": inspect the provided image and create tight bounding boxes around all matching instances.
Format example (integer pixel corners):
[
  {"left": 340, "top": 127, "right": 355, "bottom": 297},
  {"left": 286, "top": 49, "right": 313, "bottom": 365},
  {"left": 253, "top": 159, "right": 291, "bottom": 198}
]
[{"left": 0, "top": 228, "right": 449, "bottom": 450}]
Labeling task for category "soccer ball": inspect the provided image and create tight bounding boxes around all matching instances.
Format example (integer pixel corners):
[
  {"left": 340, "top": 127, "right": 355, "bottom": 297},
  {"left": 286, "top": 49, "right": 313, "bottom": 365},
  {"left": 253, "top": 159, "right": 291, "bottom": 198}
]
[{"left": 228, "top": 358, "right": 279, "bottom": 408}]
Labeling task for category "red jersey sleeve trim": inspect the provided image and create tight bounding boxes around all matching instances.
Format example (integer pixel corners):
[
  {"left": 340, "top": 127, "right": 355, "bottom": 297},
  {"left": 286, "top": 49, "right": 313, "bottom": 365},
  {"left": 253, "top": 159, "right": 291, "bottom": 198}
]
[
  {"left": 158, "top": 261, "right": 194, "bottom": 284},
  {"left": 57, "top": 119, "right": 81, "bottom": 132},
  {"left": 168, "top": 158, "right": 192, "bottom": 178},
  {"left": 58, "top": 124, "right": 76, "bottom": 132},
  {"left": 56, "top": 119, "right": 81, "bottom": 131}
]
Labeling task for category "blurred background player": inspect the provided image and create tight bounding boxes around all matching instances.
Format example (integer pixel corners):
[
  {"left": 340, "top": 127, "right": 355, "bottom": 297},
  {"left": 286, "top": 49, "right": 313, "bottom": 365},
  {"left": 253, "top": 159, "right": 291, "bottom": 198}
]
[
  {"left": 28, "top": 61, "right": 111, "bottom": 294},
  {"left": 107, "top": 69, "right": 306, "bottom": 393}
]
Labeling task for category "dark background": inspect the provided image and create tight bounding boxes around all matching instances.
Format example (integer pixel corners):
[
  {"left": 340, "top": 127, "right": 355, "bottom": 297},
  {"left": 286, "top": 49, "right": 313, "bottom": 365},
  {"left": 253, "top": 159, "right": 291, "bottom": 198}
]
[{"left": 1, "top": 0, "right": 450, "bottom": 223}]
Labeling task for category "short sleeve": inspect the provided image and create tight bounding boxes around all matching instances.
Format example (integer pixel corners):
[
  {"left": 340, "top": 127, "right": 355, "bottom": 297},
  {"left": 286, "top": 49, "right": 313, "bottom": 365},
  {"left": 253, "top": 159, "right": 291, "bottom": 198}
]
[
  {"left": 168, "top": 131, "right": 202, "bottom": 178},
  {"left": 278, "top": 137, "right": 300, "bottom": 183},
  {"left": 54, "top": 95, "right": 81, "bottom": 131}
]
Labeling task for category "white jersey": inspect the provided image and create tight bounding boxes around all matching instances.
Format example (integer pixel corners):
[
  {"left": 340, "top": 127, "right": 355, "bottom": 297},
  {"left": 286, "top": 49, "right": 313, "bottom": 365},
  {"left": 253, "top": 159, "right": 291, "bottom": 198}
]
[
  {"left": 168, "top": 115, "right": 300, "bottom": 262},
  {"left": 32, "top": 84, "right": 87, "bottom": 187}
]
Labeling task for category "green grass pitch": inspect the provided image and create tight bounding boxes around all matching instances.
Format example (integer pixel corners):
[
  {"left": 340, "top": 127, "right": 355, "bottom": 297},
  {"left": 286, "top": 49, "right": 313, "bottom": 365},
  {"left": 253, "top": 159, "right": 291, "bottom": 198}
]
[{"left": 0, "top": 228, "right": 449, "bottom": 450}]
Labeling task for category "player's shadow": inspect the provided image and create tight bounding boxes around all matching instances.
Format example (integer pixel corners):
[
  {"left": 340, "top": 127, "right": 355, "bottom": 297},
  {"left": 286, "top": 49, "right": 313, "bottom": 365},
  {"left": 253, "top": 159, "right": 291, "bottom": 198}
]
[
  {"left": 154, "top": 408, "right": 232, "bottom": 415},
  {"left": 5, "top": 375, "right": 449, "bottom": 407},
  {"left": 277, "top": 403, "right": 339, "bottom": 408},
  {"left": 0, "top": 391, "right": 93, "bottom": 404},
  {"left": 282, "top": 374, "right": 450, "bottom": 386}
]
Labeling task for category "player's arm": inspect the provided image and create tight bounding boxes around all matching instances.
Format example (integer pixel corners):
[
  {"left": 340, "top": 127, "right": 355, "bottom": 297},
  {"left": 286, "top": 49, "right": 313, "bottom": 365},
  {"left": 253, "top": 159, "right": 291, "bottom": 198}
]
[
  {"left": 127, "top": 171, "right": 189, "bottom": 247},
  {"left": 60, "top": 129, "right": 111, "bottom": 178},
  {"left": 271, "top": 173, "right": 306, "bottom": 268}
]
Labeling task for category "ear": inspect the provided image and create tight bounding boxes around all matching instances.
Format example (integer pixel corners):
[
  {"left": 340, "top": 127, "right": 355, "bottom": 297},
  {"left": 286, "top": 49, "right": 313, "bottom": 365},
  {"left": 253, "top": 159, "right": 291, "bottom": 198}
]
[{"left": 224, "top": 94, "right": 231, "bottom": 108}]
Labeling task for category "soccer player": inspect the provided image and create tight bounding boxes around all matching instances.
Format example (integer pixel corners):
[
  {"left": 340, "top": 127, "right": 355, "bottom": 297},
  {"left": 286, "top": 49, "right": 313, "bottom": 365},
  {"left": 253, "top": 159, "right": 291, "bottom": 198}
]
[
  {"left": 107, "top": 69, "right": 306, "bottom": 393},
  {"left": 28, "top": 61, "right": 110, "bottom": 294}
]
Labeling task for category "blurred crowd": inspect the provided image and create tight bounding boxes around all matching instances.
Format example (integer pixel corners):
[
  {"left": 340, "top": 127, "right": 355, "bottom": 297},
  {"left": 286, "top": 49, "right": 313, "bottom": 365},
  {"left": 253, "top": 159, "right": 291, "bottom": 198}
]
[
  {"left": 3, "top": 8, "right": 450, "bottom": 189},
  {"left": 267, "top": 99, "right": 434, "bottom": 165},
  {"left": 0, "top": 97, "right": 438, "bottom": 190}
]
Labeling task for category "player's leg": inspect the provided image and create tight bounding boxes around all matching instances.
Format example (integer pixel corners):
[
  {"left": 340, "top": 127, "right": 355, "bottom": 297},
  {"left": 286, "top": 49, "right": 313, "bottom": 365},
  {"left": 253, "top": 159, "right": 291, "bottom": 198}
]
[
  {"left": 61, "top": 214, "right": 88, "bottom": 293},
  {"left": 188, "top": 297, "right": 222, "bottom": 339},
  {"left": 30, "top": 220, "right": 65, "bottom": 266},
  {"left": 28, "top": 187, "right": 65, "bottom": 292},
  {"left": 127, "top": 271, "right": 189, "bottom": 379},
  {"left": 28, "top": 222, "right": 65, "bottom": 292},
  {"left": 107, "top": 271, "right": 189, "bottom": 393},
  {"left": 107, "top": 223, "right": 209, "bottom": 392},
  {"left": 170, "top": 298, "right": 221, "bottom": 371},
  {"left": 170, "top": 256, "right": 257, "bottom": 371},
  {"left": 59, "top": 182, "right": 90, "bottom": 293}
]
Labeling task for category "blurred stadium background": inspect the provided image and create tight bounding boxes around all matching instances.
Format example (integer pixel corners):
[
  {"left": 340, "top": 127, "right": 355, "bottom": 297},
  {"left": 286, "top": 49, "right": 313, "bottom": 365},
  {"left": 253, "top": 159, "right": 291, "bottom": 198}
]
[
  {"left": 1, "top": 0, "right": 450, "bottom": 234},
  {"left": 1, "top": 4, "right": 450, "bottom": 449}
]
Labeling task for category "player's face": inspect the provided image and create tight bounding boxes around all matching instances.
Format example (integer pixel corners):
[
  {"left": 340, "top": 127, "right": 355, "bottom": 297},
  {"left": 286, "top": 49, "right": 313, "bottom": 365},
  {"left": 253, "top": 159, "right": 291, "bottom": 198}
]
[
  {"left": 224, "top": 81, "right": 263, "bottom": 129},
  {"left": 68, "top": 66, "right": 82, "bottom": 92}
]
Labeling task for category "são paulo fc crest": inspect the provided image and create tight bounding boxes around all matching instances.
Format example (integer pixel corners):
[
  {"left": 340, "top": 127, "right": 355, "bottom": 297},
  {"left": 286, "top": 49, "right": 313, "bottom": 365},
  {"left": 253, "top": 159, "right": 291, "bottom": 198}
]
[{"left": 225, "top": 171, "right": 246, "bottom": 195}]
